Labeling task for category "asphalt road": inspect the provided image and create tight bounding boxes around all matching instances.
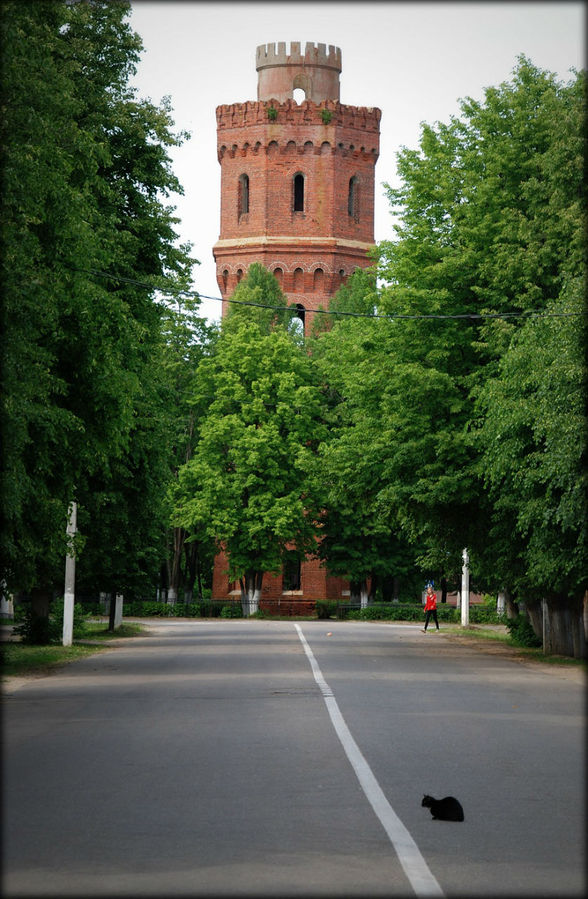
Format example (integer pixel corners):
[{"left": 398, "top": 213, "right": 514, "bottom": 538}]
[{"left": 2, "top": 619, "right": 585, "bottom": 897}]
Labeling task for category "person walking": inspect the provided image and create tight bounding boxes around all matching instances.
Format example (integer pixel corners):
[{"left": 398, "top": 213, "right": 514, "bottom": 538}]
[{"left": 422, "top": 584, "right": 439, "bottom": 632}]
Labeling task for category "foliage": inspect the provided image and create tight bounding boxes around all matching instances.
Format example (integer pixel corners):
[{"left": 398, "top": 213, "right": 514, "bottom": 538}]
[
  {"left": 0, "top": 1, "right": 197, "bottom": 600},
  {"left": 475, "top": 280, "right": 586, "bottom": 602},
  {"left": 13, "top": 599, "right": 89, "bottom": 645},
  {"left": 173, "top": 281, "right": 327, "bottom": 598},
  {"left": 315, "top": 600, "right": 338, "bottom": 619},
  {"left": 505, "top": 615, "right": 543, "bottom": 648},
  {"left": 121, "top": 599, "right": 241, "bottom": 618},
  {"left": 343, "top": 603, "right": 503, "bottom": 624},
  {"left": 224, "top": 262, "right": 299, "bottom": 337},
  {"left": 372, "top": 57, "right": 586, "bottom": 608}
]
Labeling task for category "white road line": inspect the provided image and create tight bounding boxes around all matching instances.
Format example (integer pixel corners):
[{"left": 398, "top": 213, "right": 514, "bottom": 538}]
[{"left": 294, "top": 623, "right": 444, "bottom": 898}]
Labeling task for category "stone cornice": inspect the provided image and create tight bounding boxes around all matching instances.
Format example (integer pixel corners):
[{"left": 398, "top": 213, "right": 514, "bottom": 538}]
[{"left": 213, "top": 236, "right": 374, "bottom": 253}]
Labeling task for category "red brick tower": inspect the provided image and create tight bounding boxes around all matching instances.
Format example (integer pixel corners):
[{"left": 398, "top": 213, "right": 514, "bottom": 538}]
[
  {"left": 213, "top": 41, "right": 381, "bottom": 331},
  {"left": 211, "top": 42, "right": 380, "bottom": 609}
]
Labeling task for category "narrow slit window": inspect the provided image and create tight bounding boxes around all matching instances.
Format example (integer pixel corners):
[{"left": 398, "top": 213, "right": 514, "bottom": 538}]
[
  {"left": 293, "top": 173, "right": 304, "bottom": 212},
  {"left": 238, "top": 173, "right": 249, "bottom": 217},
  {"left": 348, "top": 175, "right": 359, "bottom": 220}
]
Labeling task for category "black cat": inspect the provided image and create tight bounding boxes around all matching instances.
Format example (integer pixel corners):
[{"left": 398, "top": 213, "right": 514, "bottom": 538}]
[{"left": 422, "top": 794, "right": 464, "bottom": 822}]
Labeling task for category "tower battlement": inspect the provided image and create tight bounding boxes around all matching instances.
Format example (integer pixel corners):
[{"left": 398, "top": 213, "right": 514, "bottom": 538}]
[
  {"left": 256, "top": 41, "right": 342, "bottom": 103},
  {"left": 216, "top": 99, "right": 381, "bottom": 138},
  {"left": 256, "top": 42, "right": 341, "bottom": 72}
]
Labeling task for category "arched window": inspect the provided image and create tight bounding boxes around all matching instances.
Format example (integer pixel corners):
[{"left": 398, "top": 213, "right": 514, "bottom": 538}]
[
  {"left": 348, "top": 175, "right": 359, "bottom": 220},
  {"left": 313, "top": 268, "right": 324, "bottom": 292},
  {"left": 293, "top": 268, "right": 304, "bottom": 292},
  {"left": 236, "top": 268, "right": 243, "bottom": 283},
  {"left": 273, "top": 267, "right": 283, "bottom": 287},
  {"left": 293, "top": 173, "right": 304, "bottom": 212},
  {"left": 238, "top": 173, "right": 249, "bottom": 218},
  {"left": 222, "top": 270, "right": 229, "bottom": 292}
]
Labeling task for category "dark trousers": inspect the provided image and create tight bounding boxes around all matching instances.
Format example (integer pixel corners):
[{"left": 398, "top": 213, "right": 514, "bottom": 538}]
[{"left": 424, "top": 609, "right": 439, "bottom": 630}]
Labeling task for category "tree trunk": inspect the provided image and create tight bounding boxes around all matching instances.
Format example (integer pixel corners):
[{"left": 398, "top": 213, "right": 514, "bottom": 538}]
[
  {"left": 30, "top": 588, "right": 51, "bottom": 644},
  {"left": 108, "top": 591, "right": 116, "bottom": 631},
  {"left": 360, "top": 582, "right": 368, "bottom": 609},
  {"left": 167, "top": 526, "right": 185, "bottom": 605},
  {"left": 526, "top": 600, "right": 543, "bottom": 641},
  {"left": 240, "top": 571, "right": 263, "bottom": 616},
  {"left": 183, "top": 540, "right": 198, "bottom": 606},
  {"left": 538, "top": 596, "right": 587, "bottom": 659},
  {"left": 504, "top": 587, "right": 519, "bottom": 620},
  {"left": 350, "top": 579, "right": 368, "bottom": 607},
  {"left": 392, "top": 575, "right": 399, "bottom": 604}
]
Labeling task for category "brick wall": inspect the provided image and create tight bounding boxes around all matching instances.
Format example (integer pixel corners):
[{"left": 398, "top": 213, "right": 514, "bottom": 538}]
[{"left": 213, "top": 98, "right": 380, "bottom": 319}]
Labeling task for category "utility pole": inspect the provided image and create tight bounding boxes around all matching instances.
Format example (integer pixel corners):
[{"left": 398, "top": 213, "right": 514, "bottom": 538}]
[
  {"left": 62, "top": 501, "right": 77, "bottom": 646},
  {"left": 461, "top": 547, "right": 470, "bottom": 627}
]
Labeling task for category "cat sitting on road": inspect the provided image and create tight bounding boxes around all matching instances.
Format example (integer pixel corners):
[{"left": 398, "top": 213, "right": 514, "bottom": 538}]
[{"left": 422, "top": 794, "right": 464, "bottom": 821}]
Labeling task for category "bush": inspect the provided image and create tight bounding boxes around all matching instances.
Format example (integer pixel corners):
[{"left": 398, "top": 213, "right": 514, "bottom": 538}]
[
  {"left": 220, "top": 604, "right": 242, "bottom": 618},
  {"left": 13, "top": 599, "right": 89, "bottom": 645},
  {"left": 13, "top": 607, "right": 54, "bottom": 645},
  {"left": 469, "top": 605, "right": 505, "bottom": 625},
  {"left": 506, "top": 615, "right": 542, "bottom": 648},
  {"left": 316, "top": 600, "right": 338, "bottom": 619}
]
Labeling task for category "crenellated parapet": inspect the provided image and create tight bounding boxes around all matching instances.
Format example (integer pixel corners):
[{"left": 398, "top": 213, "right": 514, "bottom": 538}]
[
  {"left": 256, "top": 41, "right": 341, "bottom": 73},
  {"left": 216, "top": 99, "right": 380, "bottom": 160}
]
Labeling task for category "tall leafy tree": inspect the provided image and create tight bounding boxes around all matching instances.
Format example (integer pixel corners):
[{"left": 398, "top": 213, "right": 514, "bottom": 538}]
[
  {"left": 373, "top": 58, "right": 586, "bottom": 651},
  {"left": 159, "top": 294, "right": 218, "bottom": 604},
  {"left": 476, "top": 280, "right": 586, "bottom": 638},
  {"left": 0, "top": 1, "right": 195, "bottom": 621},
  {"left": 173, "top": 267, "right": 327, "bottom": 614}
]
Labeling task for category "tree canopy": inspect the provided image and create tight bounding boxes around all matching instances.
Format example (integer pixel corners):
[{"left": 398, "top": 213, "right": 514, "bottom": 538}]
[
  {"left": 173, "top": 268, "right": 327, "bottom": 614},
  {"left": 1, "top": 0, "right": 197, "bottom": 600}
]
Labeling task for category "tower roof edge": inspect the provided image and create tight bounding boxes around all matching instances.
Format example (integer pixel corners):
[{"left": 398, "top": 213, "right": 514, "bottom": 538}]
[{"left": 256, "top": 41, "right": 342, "bottom": 72}]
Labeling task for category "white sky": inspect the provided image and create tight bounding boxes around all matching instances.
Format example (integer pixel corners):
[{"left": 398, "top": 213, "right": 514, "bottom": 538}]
[{"left": 129, "top": 1, "right": 585, "bottom": 323}]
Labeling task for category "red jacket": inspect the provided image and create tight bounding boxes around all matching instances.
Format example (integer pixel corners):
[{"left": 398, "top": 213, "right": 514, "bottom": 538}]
[{"left": 424, "top": 593, "right": 437, "bottom": 611}]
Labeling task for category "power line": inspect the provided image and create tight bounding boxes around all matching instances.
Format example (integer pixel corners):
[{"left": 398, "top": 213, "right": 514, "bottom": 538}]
[{"left": 73, "top": 267, "right": 586, "bottom": 321}]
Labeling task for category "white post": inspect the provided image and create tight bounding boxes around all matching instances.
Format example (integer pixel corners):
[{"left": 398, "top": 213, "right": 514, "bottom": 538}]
[
  {"left": 461, "top": 547, "right": 470, "bottom": 627},
  {"left": 0, "top": 580, "right": 14, "bottom": 619},
  {"left": 62, "top": 501, "right": 77, "bottom": 646},
  {"left": 360, "top": 584, "right": 368, "bottom": 609},
  {"left": 497, "top": 591, "right": 506, "bottom": 615},
  {"left": 113, "top": 593, "right": 124, "bottom": 629}
]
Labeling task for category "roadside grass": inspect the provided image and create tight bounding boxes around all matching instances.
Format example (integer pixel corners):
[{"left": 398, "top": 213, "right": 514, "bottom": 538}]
[
  {"left": 1, "top": 621, "right": 145, "bottom": 679},
  {"left": 83, "top": 621, "right": 145, "bottom": 640},
  {"left": 441, "top": 624, "right": 587, "bottom": 668}
]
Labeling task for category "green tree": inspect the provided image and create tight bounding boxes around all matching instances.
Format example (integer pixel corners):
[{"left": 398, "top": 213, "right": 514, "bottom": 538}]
[
  {"left": 312, "top": 312, "right": 472, "bottom": 596},
  {"left": 380, "top": 57, "right": 585, "bottom": 628},
  {"left": 225, "top": 262, "right": 300, "bottom": 337},
  {"left": 159, "top": 294, "right": 218, "bottom": 604},
  {"left": 476, "top": 279, "right": 586, "bottom": 654},
  {"left": 173, "top": 317, "right": 327, "bottom": 615},
  {"left": 0, "top": 1, "right": 195, "bottom": 629}
]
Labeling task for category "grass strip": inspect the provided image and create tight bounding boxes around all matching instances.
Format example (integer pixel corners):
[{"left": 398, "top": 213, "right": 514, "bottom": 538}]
[
  {"left": 441, "top": 624, "right": 586, "bottom": 667},
  {"left": 1, "top": 622, "right": 145, "bottom": 678}
]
